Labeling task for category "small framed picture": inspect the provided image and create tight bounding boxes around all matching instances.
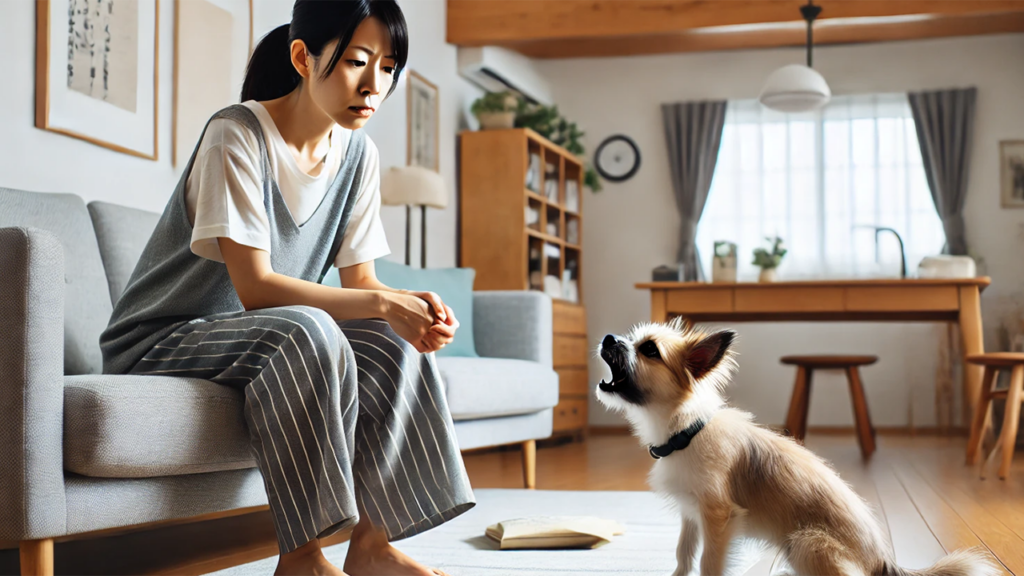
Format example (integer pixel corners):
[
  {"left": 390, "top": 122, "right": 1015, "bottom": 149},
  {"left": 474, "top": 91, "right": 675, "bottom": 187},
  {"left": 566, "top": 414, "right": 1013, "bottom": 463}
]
[
  {"left": 35, "top": 0, "right": 160, "bottom": 159},
  {"left": 406, "top": 70, "right": 439, "bottom": 172},
  {"left": 1000, "top": 140, "right": 1024, "bottom": 208}
]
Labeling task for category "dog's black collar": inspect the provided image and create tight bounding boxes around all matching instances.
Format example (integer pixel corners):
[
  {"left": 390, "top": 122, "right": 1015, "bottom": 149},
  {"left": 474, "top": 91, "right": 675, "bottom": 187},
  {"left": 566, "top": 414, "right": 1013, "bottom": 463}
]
[{"left": 649, "top": 420, "right": 706, "bottom": 459}]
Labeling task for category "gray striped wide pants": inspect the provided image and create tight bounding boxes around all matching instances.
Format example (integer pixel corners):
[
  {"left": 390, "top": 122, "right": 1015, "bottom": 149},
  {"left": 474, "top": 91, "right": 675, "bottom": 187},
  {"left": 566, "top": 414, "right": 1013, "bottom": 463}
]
[{"left": 128, "top": 305, "right": 476, "bottom": 554}]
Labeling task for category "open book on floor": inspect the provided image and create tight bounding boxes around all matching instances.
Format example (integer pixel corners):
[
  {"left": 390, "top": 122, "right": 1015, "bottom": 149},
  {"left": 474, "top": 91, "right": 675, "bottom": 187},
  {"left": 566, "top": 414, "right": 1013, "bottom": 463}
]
[{"left": 485, "top": 516, "right": 626, "bottom": 550}]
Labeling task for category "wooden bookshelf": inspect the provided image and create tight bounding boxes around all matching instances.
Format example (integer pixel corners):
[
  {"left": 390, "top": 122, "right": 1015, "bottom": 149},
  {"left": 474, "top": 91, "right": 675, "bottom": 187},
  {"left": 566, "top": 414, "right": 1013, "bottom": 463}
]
[{"left": 459, "top": 128, "right": 588, "bottom": 438}]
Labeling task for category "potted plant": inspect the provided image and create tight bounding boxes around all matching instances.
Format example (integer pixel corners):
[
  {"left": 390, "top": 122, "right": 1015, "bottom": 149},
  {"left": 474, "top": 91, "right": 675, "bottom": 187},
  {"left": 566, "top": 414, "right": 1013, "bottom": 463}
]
[
  {"left": 712, "top": 241, "right": 737, "bottom": 283},
  {"left": 752, "top": 236, "right": 787, "bottom": 282},
  {"left": 471, "top": 91, "right": 519, "bottom": 130}
]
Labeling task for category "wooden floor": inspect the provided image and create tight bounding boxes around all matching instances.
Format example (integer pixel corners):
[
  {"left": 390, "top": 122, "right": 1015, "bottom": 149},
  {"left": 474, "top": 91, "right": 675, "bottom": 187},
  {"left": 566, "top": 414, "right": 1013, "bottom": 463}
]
[
  {"left": 466, "top": 433, "right": 1024, "bottom": 575},
  {"left": 1, "top": 433, "right": 1021, "bottom": 575}
]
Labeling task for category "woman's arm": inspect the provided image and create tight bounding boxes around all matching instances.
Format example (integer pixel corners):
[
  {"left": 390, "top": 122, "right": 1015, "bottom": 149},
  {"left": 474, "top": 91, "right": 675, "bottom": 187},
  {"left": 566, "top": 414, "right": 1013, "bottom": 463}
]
[{"left": 218, "top": 237, "right": 441, "bottom": 352}]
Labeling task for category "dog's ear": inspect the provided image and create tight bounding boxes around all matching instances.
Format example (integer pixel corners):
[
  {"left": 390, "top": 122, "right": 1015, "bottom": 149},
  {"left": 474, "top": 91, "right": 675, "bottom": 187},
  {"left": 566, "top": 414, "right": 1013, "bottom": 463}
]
[{"left": 686, "top": 330, "right": 736, "bottom": 382}]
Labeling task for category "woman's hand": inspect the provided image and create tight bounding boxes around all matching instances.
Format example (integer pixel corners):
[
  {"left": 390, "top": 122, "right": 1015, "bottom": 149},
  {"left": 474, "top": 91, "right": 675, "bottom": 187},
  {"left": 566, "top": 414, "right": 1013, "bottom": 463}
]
[
  {"left": 382, "top": 292, "right": 437, "bottom": 353},
  {"left": 383, "top": 292, "right": 460, "bottom": 353},
  {"left": 422, "top": 303, "right": 459, "bottom": 352},
  {"left": 403, "top": 291, "right": 460, "bottom": 353}
]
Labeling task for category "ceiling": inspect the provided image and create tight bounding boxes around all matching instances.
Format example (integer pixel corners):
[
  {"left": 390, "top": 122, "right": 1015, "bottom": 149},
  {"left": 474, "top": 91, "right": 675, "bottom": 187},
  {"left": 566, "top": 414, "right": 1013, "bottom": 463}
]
[{"left": 446, "top": 1, "right": 1024, "bottom": 59}]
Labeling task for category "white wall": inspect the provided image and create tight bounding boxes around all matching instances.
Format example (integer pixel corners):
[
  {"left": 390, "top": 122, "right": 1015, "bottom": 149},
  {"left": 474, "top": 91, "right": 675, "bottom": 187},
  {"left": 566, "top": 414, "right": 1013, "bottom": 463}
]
[
  {"left": 0, "top": 0, "right": 480, "bottom": 268},
  {"left": 537, "top": 34, "right": 1024, "bottom": 428}
]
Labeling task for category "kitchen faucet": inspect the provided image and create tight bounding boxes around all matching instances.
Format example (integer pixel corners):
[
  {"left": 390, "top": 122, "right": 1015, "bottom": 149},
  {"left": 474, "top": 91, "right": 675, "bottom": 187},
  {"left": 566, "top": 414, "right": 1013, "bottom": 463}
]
[{"left": 853, "top": 225, "right": 907, "bottom": 279}]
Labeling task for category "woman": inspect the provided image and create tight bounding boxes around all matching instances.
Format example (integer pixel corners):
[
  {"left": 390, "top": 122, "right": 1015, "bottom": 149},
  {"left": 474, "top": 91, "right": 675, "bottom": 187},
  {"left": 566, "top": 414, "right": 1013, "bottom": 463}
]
[{"left": 99, "top": 1, "right": 475, "bottom": 574}]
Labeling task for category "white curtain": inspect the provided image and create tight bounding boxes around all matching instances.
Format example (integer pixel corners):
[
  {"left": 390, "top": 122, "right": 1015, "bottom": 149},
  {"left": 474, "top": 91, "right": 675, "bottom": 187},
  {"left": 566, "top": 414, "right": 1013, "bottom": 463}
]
[{"left": 697, "top": 93, "right": 945, "bottom": 280}]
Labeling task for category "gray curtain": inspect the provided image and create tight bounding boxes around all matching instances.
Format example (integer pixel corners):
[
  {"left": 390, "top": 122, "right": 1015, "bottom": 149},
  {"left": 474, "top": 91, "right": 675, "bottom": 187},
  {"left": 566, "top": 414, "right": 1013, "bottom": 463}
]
[
  {"left": 661, "top": 100, "right": 727, "bottom": 281},
  {"left": 908, "top": 87, "right": 977, "bottom": 255}
]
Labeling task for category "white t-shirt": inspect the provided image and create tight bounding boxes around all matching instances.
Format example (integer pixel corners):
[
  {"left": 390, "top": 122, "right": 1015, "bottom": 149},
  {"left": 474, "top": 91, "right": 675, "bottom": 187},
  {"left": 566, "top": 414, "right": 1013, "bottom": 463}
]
[{"left": 184, "top": 100, "right": 390, "bottom": 269}]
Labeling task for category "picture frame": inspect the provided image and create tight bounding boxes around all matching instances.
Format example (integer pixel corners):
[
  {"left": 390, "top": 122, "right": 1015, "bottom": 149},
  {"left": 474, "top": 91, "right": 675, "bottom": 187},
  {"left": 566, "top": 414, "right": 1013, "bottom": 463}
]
[
  {"left": 406, "top": 70, "right": 439, "bottom": 172},
  {"left": 173, "top": 0, "right": 254, "bottom": 167},
  {"left": 35, "top": 0, "right": 160, "bottom": 160},
  {"left": 1000, "top": 140, "right": 1024, "bottom": 208}
]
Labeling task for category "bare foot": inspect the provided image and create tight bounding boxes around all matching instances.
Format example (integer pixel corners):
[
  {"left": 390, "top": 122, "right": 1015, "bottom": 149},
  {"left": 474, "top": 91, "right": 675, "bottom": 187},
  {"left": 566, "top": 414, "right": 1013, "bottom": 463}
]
[
  {"left": 275, "top": 539, "right": 346, "bottom": 576},
  {"left": 344, "top": 518, "right": 449, "bottom": 576}
]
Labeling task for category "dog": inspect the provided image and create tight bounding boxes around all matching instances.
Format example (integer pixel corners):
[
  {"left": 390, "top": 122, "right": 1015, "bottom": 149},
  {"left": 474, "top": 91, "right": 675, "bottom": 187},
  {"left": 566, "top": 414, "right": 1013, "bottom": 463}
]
[{"left": 595, "top": 318, "right": 998, "bottom": 576}]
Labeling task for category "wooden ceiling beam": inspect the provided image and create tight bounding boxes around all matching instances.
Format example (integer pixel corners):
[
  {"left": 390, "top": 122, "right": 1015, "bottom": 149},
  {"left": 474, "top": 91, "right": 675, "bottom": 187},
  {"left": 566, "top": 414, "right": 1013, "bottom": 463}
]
[
  {"left": 501, "top": 11, "right": 1024, "bottom": 59},
  {"left": 447, "top": 0, "right": 1024, "bottom": 45}
]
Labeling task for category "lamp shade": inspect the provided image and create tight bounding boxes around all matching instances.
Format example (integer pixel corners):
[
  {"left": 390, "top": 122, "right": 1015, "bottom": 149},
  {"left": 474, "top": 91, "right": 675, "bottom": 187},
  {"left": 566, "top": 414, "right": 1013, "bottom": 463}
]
[
  {"left": 758, "top": 64, "right": 831, "bottom": 113},
  {"left": 380, "top": 166, "right": 449, "bottom": 209}
]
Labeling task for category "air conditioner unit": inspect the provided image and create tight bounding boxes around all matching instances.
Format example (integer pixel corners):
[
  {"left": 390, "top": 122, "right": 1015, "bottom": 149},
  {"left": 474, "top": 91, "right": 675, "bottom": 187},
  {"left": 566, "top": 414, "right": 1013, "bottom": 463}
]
[{"left": 457, "top": 46, "right": 553, "bottom": 106}]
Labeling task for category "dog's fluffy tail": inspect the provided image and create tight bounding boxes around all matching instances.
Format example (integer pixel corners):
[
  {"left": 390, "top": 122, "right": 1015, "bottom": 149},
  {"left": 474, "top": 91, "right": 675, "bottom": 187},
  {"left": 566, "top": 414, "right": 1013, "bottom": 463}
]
[{"left": 886, "top": 547, "right": 1001, "bottom": 576}]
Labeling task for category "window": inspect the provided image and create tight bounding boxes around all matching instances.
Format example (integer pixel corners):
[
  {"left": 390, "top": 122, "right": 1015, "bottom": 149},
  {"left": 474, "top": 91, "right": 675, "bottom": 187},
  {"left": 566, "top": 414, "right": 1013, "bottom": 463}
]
[{"left": 696, "top": 94, "right": 944, "bottom": 280}]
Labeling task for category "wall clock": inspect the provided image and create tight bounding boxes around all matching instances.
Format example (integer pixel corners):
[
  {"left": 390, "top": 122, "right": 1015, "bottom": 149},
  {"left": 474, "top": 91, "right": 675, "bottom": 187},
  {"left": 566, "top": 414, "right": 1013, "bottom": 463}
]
[{"left": 594, "top": 134, "right": 641, "bottom": 182}]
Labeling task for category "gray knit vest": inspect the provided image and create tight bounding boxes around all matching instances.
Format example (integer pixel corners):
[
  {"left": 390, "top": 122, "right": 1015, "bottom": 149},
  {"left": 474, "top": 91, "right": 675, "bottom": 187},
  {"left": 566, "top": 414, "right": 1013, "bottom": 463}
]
[{"left": 101, "top": 104, "right": 367, "bottom": 374}]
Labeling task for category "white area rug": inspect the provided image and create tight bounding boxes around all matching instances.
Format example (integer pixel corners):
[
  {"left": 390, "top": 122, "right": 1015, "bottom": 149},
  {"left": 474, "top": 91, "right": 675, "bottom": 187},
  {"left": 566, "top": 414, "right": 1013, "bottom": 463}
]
[{"left": 209, "top": 489, "right": 689, "bottom": 575}]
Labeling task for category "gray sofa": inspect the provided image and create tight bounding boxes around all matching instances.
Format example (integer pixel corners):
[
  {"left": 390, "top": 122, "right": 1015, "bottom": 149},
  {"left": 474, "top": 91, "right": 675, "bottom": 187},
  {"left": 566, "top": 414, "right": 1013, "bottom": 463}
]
[{"left": 0, "top": 187, "right": 558, "bottom": 574}]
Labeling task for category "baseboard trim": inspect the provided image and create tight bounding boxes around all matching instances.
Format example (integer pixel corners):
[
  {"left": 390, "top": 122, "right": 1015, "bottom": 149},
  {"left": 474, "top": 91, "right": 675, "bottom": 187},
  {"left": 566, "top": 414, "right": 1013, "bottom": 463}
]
[{"left": 588, "top": 425, "right": 969, "bottom": 437}]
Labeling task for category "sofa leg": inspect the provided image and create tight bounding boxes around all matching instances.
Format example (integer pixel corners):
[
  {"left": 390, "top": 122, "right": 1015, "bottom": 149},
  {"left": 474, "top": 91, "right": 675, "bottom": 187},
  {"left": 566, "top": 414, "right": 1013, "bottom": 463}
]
[
  {"left": 522, "top": 439, "right": 536, "bottom": 489},
  {"left": 20, "top": 539, "right": 54, "bottom": 576}
]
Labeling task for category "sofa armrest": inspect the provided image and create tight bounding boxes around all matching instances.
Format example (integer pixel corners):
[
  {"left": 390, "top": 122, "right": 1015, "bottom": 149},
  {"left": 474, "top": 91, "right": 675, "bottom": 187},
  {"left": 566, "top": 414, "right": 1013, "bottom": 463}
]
[
  {"left": 0, "top": 227, "right": 67, "bottom": 540},
  {"left": 472, "top": 291, "right": 552, "bottom": 368}
]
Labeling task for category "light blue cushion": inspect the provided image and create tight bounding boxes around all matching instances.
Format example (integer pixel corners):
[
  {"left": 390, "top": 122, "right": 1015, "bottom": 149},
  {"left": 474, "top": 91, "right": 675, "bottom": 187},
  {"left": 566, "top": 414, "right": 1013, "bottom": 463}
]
[{"left": 322, "top": 260, "right": 478, "bottom": 357}]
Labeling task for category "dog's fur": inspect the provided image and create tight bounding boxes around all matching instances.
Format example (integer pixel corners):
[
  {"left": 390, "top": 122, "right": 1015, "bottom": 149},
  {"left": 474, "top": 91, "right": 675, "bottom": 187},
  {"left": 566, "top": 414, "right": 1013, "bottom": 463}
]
[{"left": 595, "top": 318, "right": 999, "bottom": 576}]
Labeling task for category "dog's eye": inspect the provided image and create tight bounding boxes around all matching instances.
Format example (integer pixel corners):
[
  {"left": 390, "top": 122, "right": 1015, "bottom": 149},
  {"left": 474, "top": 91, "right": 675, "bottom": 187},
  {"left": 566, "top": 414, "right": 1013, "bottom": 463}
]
[{"left": 639, "top": 340, "right": 660, "bottom": 359}]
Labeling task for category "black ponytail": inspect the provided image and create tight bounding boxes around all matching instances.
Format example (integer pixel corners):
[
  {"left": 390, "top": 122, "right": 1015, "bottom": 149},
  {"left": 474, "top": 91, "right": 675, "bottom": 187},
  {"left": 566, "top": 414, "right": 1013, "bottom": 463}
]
[
  {"left": 240, "top": 0, "right": 409, "bottom": 103},
  {"left": 241, "top": 24, "right": 298, "bottom": 102}
]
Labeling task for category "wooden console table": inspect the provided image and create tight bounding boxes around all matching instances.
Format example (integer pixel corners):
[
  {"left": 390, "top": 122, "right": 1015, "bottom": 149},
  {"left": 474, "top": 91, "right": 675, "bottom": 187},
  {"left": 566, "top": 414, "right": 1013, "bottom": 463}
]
[{"left": 636, "top": 278, "right": 991, "bottom": 425}]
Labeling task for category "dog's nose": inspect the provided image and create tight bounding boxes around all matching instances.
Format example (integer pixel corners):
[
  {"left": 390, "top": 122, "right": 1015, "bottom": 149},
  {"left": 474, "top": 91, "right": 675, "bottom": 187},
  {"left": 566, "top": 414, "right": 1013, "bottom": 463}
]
[{"left": 602, "top": 334, "right": 617, "bottom": 349}]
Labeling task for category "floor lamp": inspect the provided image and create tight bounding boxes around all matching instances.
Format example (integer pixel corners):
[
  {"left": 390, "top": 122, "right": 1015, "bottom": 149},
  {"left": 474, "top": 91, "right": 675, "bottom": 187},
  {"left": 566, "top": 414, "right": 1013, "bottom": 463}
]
[{"left": 380, "top": 166, "right": 448, "bottom": 268}]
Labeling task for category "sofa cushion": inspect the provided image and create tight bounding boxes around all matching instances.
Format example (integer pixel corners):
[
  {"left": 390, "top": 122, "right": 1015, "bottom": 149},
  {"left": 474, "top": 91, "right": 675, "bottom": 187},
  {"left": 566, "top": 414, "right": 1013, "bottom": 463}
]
[
  {"left": 64, "top": 374, "right": 256, "bottom": 478},
  {"left": 87, "top": 201, "right": 160, "bottom": 304},
  {"left": 437, "top": 357, "right": 559, "bottom": 421},
  {"left": 0, "top": 188, "right": 112, "bottom": 375}
]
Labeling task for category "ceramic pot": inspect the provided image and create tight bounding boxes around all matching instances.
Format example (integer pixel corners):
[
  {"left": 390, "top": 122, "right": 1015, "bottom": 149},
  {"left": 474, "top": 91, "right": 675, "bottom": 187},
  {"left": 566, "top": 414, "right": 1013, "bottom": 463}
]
[
  {"left": 758, "top": 268, "right": 778, "bottom": 283},
  {"left": 477, "top": 111, "right": 516, "bottom": 130}
]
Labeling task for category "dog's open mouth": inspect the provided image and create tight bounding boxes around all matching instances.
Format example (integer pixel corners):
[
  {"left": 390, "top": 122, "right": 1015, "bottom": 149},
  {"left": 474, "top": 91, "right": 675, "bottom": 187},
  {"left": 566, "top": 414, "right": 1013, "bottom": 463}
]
[
  {"left": 598, "top": 364, "right": 628, "bottom": 393},
  {"left": 599, "top": 337, "right": 631, "bottom": 394}
]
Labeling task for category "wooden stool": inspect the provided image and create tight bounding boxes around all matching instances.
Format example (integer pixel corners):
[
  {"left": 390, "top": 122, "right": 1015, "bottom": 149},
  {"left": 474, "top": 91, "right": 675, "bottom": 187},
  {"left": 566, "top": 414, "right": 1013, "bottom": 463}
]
[
  {"left": 781, "top": 355, "right": 878, "bottom": 459},
  {"left": 965, "top": 353, "right": 1024, "bottom": 480}
]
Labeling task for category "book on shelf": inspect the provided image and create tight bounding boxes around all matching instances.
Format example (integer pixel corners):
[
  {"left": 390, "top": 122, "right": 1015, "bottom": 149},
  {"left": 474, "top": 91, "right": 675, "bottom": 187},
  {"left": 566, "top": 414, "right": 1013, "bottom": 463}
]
[
  {"left": 485, "top": 516, "right": 625, "bottom": 550},
  {"left": 544, "top": 161, "right": 559, "bottom": 201},
  {"left": 526, "top": 153, "right": 541, "bottom": 192},
  {"left": 565, "top": 180, "right": 579, "bottom": 212}
]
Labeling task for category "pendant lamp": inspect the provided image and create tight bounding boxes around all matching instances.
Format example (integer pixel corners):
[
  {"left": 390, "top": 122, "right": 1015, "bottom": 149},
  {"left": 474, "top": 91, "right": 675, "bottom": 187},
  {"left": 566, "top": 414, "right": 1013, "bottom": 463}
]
[{"left": 759, "top": 1, "right": 831, "bottom": 113}]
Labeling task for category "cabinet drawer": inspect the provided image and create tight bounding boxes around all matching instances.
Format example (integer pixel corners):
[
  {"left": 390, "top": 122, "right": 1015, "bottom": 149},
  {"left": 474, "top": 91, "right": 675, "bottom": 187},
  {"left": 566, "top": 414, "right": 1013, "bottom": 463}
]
[
  {"left": 666, "top": 289, "right": 733, "bottom": 314},
  {"left": 553, "top": 302, "right": 587, "bottom": 335},
  {"left": 554, "top": 335, "right": 589, "bottom": 368},
  {"left": 557, "top": 367, "right": 590, "bottom": 396},
  {"left": 735, "top": 287, "right": 844, "bottom": 313},
  {"left": 845, "top": 286, "right": 959, "bottom": 312},
  {"left": 553, "top": 398, "right": 587, "bottom": 432}
]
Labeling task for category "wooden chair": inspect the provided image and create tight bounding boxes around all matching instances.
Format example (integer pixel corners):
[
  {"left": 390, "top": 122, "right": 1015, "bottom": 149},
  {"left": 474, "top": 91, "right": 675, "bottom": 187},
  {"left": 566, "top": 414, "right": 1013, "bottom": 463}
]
[
  {"left": 965, "top": 353, "right": 1024, "bottom": 480},
  {"left": 781, "top": 355, "right": 878, "bottom": 459}
]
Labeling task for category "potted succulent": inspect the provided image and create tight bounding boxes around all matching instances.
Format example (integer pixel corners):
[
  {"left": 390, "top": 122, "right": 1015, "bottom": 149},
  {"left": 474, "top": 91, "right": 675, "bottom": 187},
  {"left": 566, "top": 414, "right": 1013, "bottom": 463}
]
[
  {"left": 471, "top": 91, "right": 519, "bottom": 130},
  {"left": 752, "top": 236, "right": 787, "bottom": 282}
]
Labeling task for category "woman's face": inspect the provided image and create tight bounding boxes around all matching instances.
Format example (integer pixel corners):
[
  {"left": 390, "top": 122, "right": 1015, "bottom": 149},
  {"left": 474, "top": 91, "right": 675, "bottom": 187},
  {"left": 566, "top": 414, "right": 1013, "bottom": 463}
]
[{"left": 305, "top": 17, "right": 396, "bottom": 130}]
